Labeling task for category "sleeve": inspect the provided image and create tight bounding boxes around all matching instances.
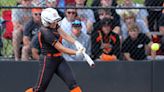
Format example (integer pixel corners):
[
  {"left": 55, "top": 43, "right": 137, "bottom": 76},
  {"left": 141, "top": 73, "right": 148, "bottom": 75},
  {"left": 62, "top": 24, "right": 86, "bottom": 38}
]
[
  {"left": 138, "top": 7, "right": 148, "bottom": 19},
  {"left": 88, "top": 9, "right": 96, "bottom": 23},
  {"left": 23, "top": 20, "right": 33, "bottom": 37},
  {"left": 42, "top": 30, "right": 59, "bottom": 46},
  {"left": 139, "top": 9, "right": 148, "bottom": 18},
  {"left": 137, "top": 20, "right": 150, "bottom": 33},
  {"left": 31, "top": 35, "right": 40, "bottom": 50},
  {"left": 136, "top": 4, "right": 148, "bottom": 18}
]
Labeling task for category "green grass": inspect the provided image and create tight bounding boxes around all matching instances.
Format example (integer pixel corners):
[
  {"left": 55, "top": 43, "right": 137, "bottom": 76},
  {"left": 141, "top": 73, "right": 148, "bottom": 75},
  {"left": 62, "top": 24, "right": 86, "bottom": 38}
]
[
  {"left": 0, "top": 0, "right": 17, "bottom": 16},
  {"left": 0, "top": 0, "right": 145, "bottom": 7},
  {"left": 0, "top": 0, "right": 144, "bottom": 15},
  {"left": 87, "top": 0, "right": 145, "bottom": 6},
  {"left": 0, "top": 0, "right": 17, "bottom": 6},
  {"left": 117, "top": 0, "right": 144, "bottom": 4},
  {"left": 134, "top": 0, "right": 144, "bottom": 4}
]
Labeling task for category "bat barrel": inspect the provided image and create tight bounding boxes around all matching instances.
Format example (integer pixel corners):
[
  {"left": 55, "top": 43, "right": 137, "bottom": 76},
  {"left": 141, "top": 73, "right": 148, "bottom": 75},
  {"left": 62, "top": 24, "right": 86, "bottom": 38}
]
[{"left": 91, "top": 64, "right": 95, "bottom": 68}]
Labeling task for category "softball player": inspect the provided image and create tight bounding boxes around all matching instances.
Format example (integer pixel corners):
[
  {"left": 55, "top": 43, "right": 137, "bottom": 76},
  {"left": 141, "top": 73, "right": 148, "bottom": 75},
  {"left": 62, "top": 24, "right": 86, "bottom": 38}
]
[{"left": 25, "top": 8, "right": 85, "bottom": 92}]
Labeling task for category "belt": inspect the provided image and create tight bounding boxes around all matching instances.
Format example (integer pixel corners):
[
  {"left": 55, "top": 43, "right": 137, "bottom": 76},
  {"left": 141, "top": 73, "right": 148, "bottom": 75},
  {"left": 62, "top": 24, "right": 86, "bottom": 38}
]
[{"left": 46, "top": 53, "right": 62, "bottom": 57}]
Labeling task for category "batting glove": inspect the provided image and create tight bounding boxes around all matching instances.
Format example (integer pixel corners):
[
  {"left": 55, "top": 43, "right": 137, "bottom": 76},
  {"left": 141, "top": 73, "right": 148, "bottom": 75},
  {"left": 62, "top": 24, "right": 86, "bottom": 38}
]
[{"left": 75, "top": 47, "right": 86, "bottom": 56}]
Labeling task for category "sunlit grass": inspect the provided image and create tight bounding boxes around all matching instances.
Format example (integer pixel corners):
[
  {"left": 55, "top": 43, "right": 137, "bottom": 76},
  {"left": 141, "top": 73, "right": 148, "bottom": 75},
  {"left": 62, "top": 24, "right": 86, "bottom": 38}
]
[
  {"left": 0, "top": 0, "right": 17, "bottom": 6},
  {"left": 117, "top": 0, "right": 144, "bottom": 4}
]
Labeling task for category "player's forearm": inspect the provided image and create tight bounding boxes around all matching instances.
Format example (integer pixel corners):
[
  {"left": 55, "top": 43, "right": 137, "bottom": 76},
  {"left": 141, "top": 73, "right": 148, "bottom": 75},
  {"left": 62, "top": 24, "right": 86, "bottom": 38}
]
[
  {"left": 32, "top": 49, "right": 39, "bottom": 60},
  {"left": 148, "top": 42, "right": 156, "bottom": 60},
  {"left": 86, "top": 21, "right": 93, "bottom": 33},
  {"left": 112, "top": 26, "right": 120, "bottom": 34},
  {"left": 58, "top": 28, "right": 75, "bottom": 44},
  {"left": 126, "top": 57, "right": 134, "bottom": 61},
  {"left": 23, "top": 36, "right": 30, "bottom": 46},
  {"left": 55, "top": 41, "right": 76, "bottom": 55},
  {"left": 151, "top": 50, "right": 156, "bottom": 60},
  {"left": 124, "top": 55, "right": 134, "bottom": 61},
  {"left": 124, "top": 53, "right": 134, "bottom": 61}
]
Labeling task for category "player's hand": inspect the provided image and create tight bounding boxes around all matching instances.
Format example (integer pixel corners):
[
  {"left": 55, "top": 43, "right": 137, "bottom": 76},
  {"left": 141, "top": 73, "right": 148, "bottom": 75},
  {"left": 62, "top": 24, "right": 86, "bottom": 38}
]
[
  {"left": 74, "top": 41, "right": 85, "bottom": 50},
  {"left": 76, "top": 48, "right": 86, "bottom": 56}
]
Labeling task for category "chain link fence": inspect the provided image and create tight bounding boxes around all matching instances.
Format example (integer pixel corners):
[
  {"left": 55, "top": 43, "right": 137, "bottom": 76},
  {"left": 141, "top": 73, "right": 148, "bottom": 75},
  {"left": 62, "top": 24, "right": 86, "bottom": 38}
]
[{"left": 0, "top": 0, "right": 163, "bottom": 61}]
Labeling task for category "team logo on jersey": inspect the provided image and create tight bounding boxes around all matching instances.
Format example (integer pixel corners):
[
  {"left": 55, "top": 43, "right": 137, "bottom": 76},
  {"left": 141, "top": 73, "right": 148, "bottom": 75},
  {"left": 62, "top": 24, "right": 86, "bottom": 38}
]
[{"left": 137, "top": 44, "right": 143, "bottom": 48}]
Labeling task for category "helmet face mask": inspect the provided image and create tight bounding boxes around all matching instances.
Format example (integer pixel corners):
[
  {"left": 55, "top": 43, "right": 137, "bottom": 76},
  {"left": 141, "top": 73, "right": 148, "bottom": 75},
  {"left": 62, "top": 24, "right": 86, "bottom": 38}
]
[{"left": 41, "top": 8, "right": 61, "bottom": 27}]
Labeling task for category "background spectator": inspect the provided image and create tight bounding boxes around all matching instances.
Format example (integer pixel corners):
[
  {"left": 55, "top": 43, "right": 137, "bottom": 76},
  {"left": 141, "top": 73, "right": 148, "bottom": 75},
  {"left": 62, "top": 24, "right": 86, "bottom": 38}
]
[
  {"left": 151, "top": 14, "right": 164, "bottom": 59},
  {"left": 93, "top": 9, "right": 121, "bottom": 34},
  {"left": 0, "top": 18, "right": 5, "bottom": 56},
  {"left": 45, "top": 0, "right": 65, "bottom": 18},
  {"left": 117, "top": 0, "right": 148, "bottom": 26},
  {"left": 158, "top": 14, "right": 164, "bottom": 56},
  {"left": 32, "top": 0, "right": 45, "bottom": 6},
  {"left": 92, "top": 0, "right": 120, "bottom": 34},
  {"left": 91, "top": 18, "right": 120, "bottom": 61},
  {"left": 120, "top": 10, "right": 151, "bottom": 40},
  {"left": 91, "top": 0, "right": 117, "bottom": 8},
  {"left": 12, "top": 0, "right": 32, "bottom": 61},
  {"left": 122, "top": 23, "right": 156, "bottom": 61},
  {"left": 75, "top": 0, "right": 96, "bottom": 34},
  {"left": 1, "top": 10, "right": 14, "bottom": 58},
  {"left": 22, "top": 8, "right": 42, "bottom": 61},
  {"left": 46, "top": 0, "right": 56, "bottom": 7},
  {"left": 60, "top": 4, "right": 87, "bottom": 35},
  {"left": 144, "top": 0, "right": 163, "bottom": 32},
  {"left": 62, "top": 20, "right": 91, "bottom": 61},
  {"left": 30, "top": 34, "right": 40, "bottom": 60}
]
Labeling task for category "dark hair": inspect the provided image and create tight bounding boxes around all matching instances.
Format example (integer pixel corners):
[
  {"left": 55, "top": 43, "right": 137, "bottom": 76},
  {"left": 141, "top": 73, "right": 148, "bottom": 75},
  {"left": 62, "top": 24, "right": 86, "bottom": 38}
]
[
  {"left": 98, "top": 9, "right": 111, "bottom": 16},
  {"left": 65, "top": 4, "right": 77, "bottom": 16},
  {"left": 100, "top": 18, "right": 113, "bottom": 27},
  {"left": 65, "top": 3, "right": 76, "bottom": 10}
]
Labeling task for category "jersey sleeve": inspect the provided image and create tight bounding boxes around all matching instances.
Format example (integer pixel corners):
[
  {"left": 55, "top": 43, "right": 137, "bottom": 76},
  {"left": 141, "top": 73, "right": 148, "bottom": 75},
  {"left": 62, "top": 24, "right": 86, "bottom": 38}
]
[
  {"left": 23, "top": 20, "right": 33, "bottom": 37},
  {"left": 42, "top": 30, "right": 59, "bottom": 46},
  {"left": 31, "top": 35, "right": 40, "bottom": 50}
]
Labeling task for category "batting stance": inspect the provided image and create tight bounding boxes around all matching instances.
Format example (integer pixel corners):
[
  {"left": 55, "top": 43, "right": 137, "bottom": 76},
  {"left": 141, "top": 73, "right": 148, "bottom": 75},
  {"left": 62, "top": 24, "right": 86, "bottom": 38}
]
[{"left": 25, "top": 8, "right": 85, "bottom": 92}]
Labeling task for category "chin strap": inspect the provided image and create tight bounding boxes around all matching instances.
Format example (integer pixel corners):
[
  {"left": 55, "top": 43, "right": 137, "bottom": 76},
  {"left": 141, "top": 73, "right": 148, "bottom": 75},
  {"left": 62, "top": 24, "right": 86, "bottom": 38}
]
[{"left": 70, "top": 86, "right": 82, "bottom": 92}]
